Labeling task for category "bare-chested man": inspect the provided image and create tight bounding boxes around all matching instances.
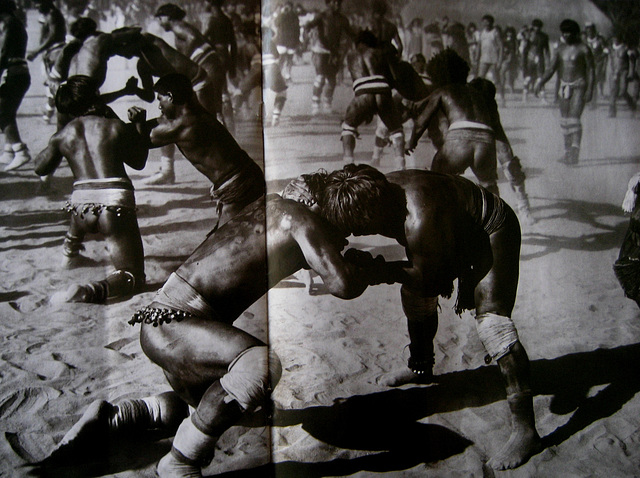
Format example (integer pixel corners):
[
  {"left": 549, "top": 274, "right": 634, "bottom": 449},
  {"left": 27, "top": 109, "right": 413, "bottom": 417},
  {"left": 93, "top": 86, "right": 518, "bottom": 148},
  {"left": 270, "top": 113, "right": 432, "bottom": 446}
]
[
  {"left": 128, "top": 73, "right": 264, "bottom": 229},
  {"left": 407, "top": 50, "right": 534, "bottom": 223},
  {"left": 0, "top": 0, "right": 31, "bottom": 172},
  {"left": 535, "top": 19, "right": 594, "bottom": 165},
  {"left": 154, "top": 4, "right": 227, "bottom": 125},
  {"left": 45, "top": 191, "right": 398, "bottom": 478},
  {"left": 26, "top": 0, "right": 66, "bottom": 124},
  {"left": 301, "top": 163, "right": 542, "bottom": 470},
  {"left": 305, "top": 0, "right": 354, "bottom": 114},
  {"left": 608, "top": 32, "right": 637, "bottom": 118},
  {"left": 342, "top": 30, "right": 405, "bottom": 168},
  {"left": 109, "top": 27, "right": 222, "bottom": 185},
  {"left": 34, "top": 76, "right": 148, "bottom": 303},
  {"left": 522, "top": 19, "right": 549, "bottom": 103}
]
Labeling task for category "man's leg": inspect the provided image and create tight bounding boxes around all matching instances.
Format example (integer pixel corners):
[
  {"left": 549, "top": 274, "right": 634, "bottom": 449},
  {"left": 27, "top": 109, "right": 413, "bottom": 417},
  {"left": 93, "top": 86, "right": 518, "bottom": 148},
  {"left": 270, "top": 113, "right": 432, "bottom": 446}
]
[
  {"left": 474, "top": 211, "right": 541, "bottom": 470},
  {"left": 496, "top": 140, "right": 534, "bottom": 225},
  {"left": 377, "top": 94, "right": 406, "bottom": 169},
  {"left": 1, "top": 77, "right": 32, "bottom": 172},
  {"left": 380, "top": 286, "right": 438, "bottom": 387},
  {"left": 311, "top": 53, "right": 327, "bottom": 115},
  {"left": 372, "top": 117, "right": 389, "bottom": 167},
  {"left": 144, "top": 144, "right": 176, "bottom": 185}
]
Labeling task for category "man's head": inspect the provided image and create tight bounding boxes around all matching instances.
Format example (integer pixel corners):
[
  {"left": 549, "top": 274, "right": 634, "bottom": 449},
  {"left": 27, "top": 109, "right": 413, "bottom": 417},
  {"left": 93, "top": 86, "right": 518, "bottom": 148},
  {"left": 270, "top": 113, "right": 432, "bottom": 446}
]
[
  {"left": 318, "top": 164, "right": 391, "bottom": 236},
  {"left": 326, "top": 0, "right": 341, "bottom": 13},
  {"left": 585, "top": 22, "right": 596, "bottom": 37},
  {"left": 56, "top": 75, "right": 102, "bottom": 117},
  {"left": 481, "top": 15, "right": 494, "bottom": 30},
  {"left": 531, "top": 19, "right": 543, "bottom": 31},
  {"left": 155, "top": 3, "right": 186, "bottom": 31},
  {"left": 70, "top": 17, "right": 97, "bottom": 41},
  {"left": 153, "top": 73, "right": 194, "bottom": 118},
  {"left": 110, "top": 27, "right": 143, "bottom": 58},
  {"left": 372, "top": 0, "right": 387, "bottom": 18},
  {"left": 410, "top": 53, "right": 427, "bottom": 74},
  {"left": 34, "top": 0, "right": 53, "bottom": 13},
  {"left": 559, "top": 19, "right": 580, "bottom": 44},
  {"left": 427, "top": 48, "right": 469, "bottom": 87}
]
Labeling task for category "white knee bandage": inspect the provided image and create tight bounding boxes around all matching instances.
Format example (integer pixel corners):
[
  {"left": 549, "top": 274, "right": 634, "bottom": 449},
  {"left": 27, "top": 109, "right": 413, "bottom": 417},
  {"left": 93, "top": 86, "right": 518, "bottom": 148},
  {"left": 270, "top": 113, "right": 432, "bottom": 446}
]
[
  {"left": 341, "top": 122, "right": 358, "bottom": 139},
  {"left": 219, "top": 346, "right": 282, "bottom": 411},
  {"left": 476, "top": 312, "right": 519, "bottom": 361}
]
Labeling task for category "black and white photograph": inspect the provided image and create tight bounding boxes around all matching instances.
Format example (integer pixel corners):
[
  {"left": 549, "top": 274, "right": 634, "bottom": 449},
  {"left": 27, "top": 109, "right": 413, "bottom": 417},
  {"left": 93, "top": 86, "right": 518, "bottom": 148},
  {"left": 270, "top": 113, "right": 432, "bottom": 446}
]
[{"left": 0, "top": 0, "right": 639, "bottom": 476}]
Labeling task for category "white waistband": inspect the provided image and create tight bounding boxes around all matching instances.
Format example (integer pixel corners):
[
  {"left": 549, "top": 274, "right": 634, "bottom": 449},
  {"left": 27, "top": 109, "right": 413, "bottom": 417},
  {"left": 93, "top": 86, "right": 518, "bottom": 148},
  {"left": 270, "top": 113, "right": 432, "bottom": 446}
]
[{"left": 449, "top": 120, "right": 494, "bottom": 132}]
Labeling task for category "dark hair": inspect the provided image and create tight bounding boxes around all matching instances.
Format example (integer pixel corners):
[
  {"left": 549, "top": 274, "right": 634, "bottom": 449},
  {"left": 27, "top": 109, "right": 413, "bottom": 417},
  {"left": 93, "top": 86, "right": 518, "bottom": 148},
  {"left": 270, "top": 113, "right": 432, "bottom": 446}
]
[
  {"left": 319, "top": 164, "right": 390, "bottom": 235},
  {"left": 481, "top": 15, "right": 494, "bottom": 25},
  {"left": 356, "top": 29, "right": 378, "bottom": 48},
  {"left": 155, "top": 3, "right": 186, "bottom": 20},
  {"left": 560, "top": 19, "right": 580, "bottom": 36},
  {"left": 372, "top": 0, "right": 387, "bottom": 16},
  {"left": 70, "top": 17, "right": 97, "bottom": 40},
  {"left": 469, "top": 76, "right": 497, "bottom": 100},
  {"left": 153, "top": 73, "right": 194, "bottom": 104},
  {"left": 427, "top": 48, "right": 470, "bottom": 86},
  {"left": 0, "top": 0, "right": 15, "bottom": 13},
  {"left": 531, "top": 18, "right": 543, "bottom": 28},
  {"left": 56, "top": 75, "right": 101, "bottom": 116},
  {"left": 111, "top": 26, "right": 143, "bottom": 48}
]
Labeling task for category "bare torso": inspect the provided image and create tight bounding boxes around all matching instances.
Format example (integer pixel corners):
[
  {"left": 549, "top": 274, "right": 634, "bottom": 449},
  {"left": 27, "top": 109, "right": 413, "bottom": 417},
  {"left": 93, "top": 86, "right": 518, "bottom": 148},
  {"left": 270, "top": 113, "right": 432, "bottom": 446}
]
[
  {"left": 556, "top": 42, "right": 592, "bottom": 82},
  {"left": 69, "top": 33, "right": 110, "bottom": 86}
]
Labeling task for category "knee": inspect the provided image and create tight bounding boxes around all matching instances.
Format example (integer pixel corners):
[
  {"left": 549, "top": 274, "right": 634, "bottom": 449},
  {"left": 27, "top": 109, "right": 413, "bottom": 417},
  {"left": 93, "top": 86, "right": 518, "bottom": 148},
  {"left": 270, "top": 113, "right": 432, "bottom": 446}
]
[
  {"left": 219, "top": 346, "right": 282, "bottom": 412},
  {"left": 476, "top": 312, "right": 520, "bottom": 362},
  {"left": 401, "top": 286, "right": 439, "bottom": 320}
]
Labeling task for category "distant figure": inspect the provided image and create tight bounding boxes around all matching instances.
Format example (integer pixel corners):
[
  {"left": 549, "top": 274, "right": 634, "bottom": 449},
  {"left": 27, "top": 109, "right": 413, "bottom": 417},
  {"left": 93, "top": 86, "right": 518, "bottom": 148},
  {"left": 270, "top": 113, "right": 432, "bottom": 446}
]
[
  {"left": 608, "top": 32, "right": 637, "bottom": 118},
  {"left": 615, "top": 172, "right": 640, "bottom": 309},
  {"left": 476, "top": 14, "right": 503, "bottom": 101},
  {"left": 273, "top": 1, "right": 299, "bottom": 82},
  {"left": 584, "top": 22, "right": 608, "bottom": 107},
  {"left": 522, "top": 19, "right": 549, "bottom": 103},
  {"left": 535, "top": 19, "right": 594, "bottom": 165}
]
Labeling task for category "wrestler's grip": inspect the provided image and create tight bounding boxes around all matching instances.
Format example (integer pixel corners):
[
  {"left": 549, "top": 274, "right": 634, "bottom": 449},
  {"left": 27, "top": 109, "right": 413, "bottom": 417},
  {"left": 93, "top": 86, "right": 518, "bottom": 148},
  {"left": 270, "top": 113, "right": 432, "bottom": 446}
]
[
  {"left": 344, "top": 248, "right": 394, "bottom": 285},
  {"left": 281, "top": 176, "right": 316, "bottom": 207},
  {"left": 127, "top": 106, "right": 147, "bottom": 124}
]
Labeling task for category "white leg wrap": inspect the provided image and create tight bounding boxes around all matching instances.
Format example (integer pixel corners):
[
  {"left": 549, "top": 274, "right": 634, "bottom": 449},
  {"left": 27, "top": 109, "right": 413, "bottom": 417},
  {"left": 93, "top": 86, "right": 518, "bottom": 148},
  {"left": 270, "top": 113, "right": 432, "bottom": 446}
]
[
  {"left": 219, "top": 346, "right": 282, "bottom": 411},
  {"left": 341, "top": 122, "right": 358, "bottom": 139},
  {"left": 172, "top": 417, "right": 218, "bottom": 465},
  {"left": 476, "top": 313, "right": 519, "bottom": 361}
]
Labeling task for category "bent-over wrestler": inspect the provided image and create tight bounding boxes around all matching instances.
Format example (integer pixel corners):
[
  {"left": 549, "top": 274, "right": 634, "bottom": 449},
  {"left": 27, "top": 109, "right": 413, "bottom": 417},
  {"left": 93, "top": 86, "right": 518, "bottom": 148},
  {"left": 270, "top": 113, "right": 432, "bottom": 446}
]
[
  {"left": 34, "top": 76, "right": 148, "bottom": 303},
  {"left": 47, "top": 192, "right": 400, "bottom": 478},
  {"left": 294, "top": 164, "right": 542, "bottom": 470}
]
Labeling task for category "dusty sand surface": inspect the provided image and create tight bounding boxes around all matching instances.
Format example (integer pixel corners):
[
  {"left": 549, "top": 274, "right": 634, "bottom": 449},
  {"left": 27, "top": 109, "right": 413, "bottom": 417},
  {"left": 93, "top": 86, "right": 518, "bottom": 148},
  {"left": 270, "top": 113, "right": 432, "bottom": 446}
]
[{"left": 1, "top": 8, "right": 640, "bottom": 478}]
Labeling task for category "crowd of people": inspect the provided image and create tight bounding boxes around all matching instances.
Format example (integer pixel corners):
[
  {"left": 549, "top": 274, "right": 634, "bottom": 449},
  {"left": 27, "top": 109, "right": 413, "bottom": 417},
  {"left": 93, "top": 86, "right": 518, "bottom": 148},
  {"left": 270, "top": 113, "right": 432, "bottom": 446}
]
[{"left": 0, "top": 0, "right": 638, "bottom": 477}]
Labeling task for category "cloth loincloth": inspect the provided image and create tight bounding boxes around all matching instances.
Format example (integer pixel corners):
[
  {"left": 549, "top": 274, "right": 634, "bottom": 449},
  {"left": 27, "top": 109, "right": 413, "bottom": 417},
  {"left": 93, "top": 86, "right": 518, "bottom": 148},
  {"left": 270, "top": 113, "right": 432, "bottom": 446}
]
[
  {"left": 560, "top": 77, "right": 587, "bottom": 99},
  {"left": 65, "top": 178, "right": 135, "bottom": 216},
  {"left": 353, "top": 75, "right": 391, "bottom": 96},
  {"left": 210, "top": 160, "right": 265, "bottom": 208},
  {"left": 190, "top": 44, "right": 218, "bottom": 66},
  {"left": 129, "top": 272, "right": 215, "bottom": 326},
  {"left": 446, "top": 121, "right": 495, "bottom": 144}
]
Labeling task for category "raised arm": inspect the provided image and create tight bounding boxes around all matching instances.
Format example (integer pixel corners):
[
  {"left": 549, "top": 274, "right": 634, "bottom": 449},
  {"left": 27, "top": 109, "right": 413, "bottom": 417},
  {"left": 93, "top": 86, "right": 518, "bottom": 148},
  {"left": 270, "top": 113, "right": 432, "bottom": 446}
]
[{"left": 406, "top": 91, "right": 442, "bottom": 152}]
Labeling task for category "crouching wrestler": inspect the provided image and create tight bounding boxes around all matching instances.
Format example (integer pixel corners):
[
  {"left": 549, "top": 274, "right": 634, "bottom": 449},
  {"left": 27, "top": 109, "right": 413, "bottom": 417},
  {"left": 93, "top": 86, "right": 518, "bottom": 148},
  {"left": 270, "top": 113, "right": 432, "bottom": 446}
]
[
  {"left": 34, "top": 75, "right": 148, "bottom": 303},
  {"left": 292, "top": 164, "right": 542, "bottom": 470},
  {"left": 46, "top": 191, "right": 405, "bottom": 477}
]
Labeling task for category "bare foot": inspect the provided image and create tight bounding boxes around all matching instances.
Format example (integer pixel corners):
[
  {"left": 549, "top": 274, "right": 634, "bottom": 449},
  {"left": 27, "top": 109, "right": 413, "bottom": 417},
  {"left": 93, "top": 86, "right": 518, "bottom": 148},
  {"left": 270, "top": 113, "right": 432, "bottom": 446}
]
[
  {"left": 377, "top": 367, "right": 435, "bottom": 387},
  {"left": 50, "top": 284, "right": 90, "bottom": 304},
  {"left": 487, "top": 422, "right": 542, "bottom": 470},
  {"left": 47, "top": 400, "right": 112, "bottom": 462}
]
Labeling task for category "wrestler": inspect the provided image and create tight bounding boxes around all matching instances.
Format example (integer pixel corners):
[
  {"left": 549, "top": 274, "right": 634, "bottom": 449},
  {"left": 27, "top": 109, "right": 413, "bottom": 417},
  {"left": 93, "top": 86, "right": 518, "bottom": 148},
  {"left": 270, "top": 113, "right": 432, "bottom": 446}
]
[
  {"left": 476, "top": 15, "right": 503, "bottom": 103},
  {"left": 584, "top": 23, "right": 608, "bottom": 107},
  {"left": 304, "top": 0, "right": 355, "bottom": 114},
  {"left": 341, "top": 30, "right": 405, "bottom": 168},
  {"left": 0, "top": 0, "right": 31, "bottom": 172},
  {"left": 34, "top": 76, "right": 148, "bottom": 303},
  {"left": 110, "top": 27, "right": 223, "bottom": 185},
  {"left": 26, "top": 0, "right": 66, "bottom": 124},
  {"left": 154, "top": 4, "right": 226, "bottom": 125},
  {"left": 128, "top": 74, "right": 264, "bottom": 229},
  {"left": 535, "top": 19, "right": 594, "bottom": 165},
  {"left": 47, "top": 192, "right": 401, "bottom": 478},
  {"left": 303, "top": 163, "right": 542, "bottom": 470},
  {"left": 408, "top": 49, "right": 501, "bottom": 194}
]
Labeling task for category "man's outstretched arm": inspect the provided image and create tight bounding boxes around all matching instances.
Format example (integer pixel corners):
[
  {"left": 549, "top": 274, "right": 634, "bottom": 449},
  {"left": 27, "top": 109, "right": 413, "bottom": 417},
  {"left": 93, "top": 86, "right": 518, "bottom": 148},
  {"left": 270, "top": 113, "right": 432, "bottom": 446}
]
[{"left": 34, "top": 134, "right": 64, "bottom": 176}]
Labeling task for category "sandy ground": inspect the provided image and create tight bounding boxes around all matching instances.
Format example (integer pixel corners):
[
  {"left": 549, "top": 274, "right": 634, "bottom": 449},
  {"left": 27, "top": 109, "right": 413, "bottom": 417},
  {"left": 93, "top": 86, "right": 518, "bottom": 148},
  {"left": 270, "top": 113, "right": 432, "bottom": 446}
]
[{"left": 1, "top": 9, "right": 640, "bottom": 478}]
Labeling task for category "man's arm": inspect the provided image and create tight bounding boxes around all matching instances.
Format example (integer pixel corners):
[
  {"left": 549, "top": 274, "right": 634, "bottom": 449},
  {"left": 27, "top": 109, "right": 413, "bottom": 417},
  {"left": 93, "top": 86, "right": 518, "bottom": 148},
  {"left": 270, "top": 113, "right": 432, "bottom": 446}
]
[
  {"left": 27, "top": 12, "right": 64, "bottom": 60},
  {"left": 583, "top": 46, "right": 595, "bottom": 102},
  {"left": 100, "top": 76, "right": 140, "bottom": 104},
  {"left": 34, "top": 133, "right": 64, "bottom": 176},
  {"left": 127, "top": 107, "right": 160, "bottom": 148},
  {"left": 407, "top": 92, "right": 441, "bottom": 153},
  {"left": 535, "top": 48, "right": 559, "bottom": 92}
]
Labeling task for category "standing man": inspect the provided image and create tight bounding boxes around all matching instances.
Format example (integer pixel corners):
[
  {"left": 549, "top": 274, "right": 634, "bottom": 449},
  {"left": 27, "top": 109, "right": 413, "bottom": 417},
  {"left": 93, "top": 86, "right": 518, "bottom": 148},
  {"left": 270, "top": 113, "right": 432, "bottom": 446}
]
[
  {"left": 128, "top": 74, "right": 264, "bottom": 229},
  {"left": 310, "top": 164, "right": 542, "bottom": 470},
  {"left": 26, "top": 0, "right": 66, "bottom": 124},
  {"left": 34, "top": 76, "right": 148, "bottom": 303},
  {"left": 0, "top": 0, "right": 31, "bottom": 172},
  {"left": 522, "top": 19, "right": 549, "bottom": 103},
  {"left": 476, "top": 14, "right": 503, "bottom": 103},
  {"left": 273, "top": 1, "right": 299, "bottom": 83},
  {"left": 608, "top": 32, "right": 637, "bottom": 118},
  {"left": 584, "top": 22, "right": 608, "bottom": 107},
  {"left": 203, "top": 0, "right": 237, "bottom": 133},
  {"left": 535, "top": 19, "right": 594, "bottom": 165},
  {"left": 305, "top": 0, "right": 354, "bottom": 114}
]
